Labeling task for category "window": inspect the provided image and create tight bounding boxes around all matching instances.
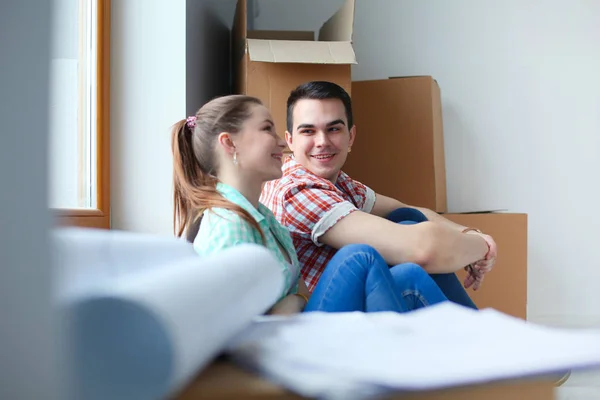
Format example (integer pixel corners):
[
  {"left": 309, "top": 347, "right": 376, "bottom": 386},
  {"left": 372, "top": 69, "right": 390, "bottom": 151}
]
[{"left": 50, "top": 0, "right": 110, "bottom": 229}]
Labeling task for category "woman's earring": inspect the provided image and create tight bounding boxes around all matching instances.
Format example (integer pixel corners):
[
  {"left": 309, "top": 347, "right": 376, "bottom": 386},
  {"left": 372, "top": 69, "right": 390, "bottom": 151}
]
[
  {"left": 233, "top": 151, "right": 238, "bottom": 166},
  {"left": 348, "top": 147, "right": 352, "bottom": 153}
]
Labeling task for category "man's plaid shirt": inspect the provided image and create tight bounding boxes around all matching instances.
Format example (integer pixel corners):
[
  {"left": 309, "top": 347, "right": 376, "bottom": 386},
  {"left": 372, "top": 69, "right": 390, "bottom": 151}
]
[{"left": 260, "top": 157, "right": 376, "bottom": 291}]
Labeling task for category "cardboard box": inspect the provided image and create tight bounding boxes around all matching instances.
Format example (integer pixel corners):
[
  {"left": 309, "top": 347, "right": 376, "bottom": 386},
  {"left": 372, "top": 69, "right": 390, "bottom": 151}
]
[
  {"left": 232, "top": 0, "right": 357, "bottom": 136},
  {"left": 343, "top": 76, "right": 447, "bottom": 212},
  {"left": 177, "top": 359, "right": 554, "bottom": 399},
  {"left": 444, "top": 213, "right": 528, "bottom": 319}
]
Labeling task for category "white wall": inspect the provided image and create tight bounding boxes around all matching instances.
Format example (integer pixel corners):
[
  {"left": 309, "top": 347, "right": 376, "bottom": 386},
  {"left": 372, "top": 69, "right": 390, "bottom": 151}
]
[
  {"left": 254, "top": 0, "right": 600, "bottom": 325},
  {"left": 111, "top": 0, "right": 187, "bottom": 235},
  {"left": 111, "top": 0, "right": 236, "bottom": 235},
  {"left": 111, "top": 0, "right": 235, "bottom": 235},
  {"left": 111, "top": 0, "right": 186, "bottom": 235},
  {"left": 0, "top": 1, "right": 61, "bottom": 398}
]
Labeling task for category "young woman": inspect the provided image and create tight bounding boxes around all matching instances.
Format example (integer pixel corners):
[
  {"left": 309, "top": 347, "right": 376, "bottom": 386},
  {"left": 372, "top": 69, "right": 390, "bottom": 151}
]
[{"left": 171, "top": 95, "right": 448, "bottom": 315}]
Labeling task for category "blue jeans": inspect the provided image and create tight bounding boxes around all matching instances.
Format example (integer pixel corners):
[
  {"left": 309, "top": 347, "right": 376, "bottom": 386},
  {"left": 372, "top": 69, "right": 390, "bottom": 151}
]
[
  {"left": 304, "top": 244, "right": 448, "bottom": 313},
  {"left": 387, "top": 208, "right": 478, "bottom": 310}
]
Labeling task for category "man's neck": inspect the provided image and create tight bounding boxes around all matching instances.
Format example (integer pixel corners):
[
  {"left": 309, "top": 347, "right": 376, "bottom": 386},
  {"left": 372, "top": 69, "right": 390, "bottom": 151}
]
[
  {"left": 325, "top": 171, "right": 340, "bottom": 185},
  {"left": 287, "top": 157, "right": 340, "bottom": 184}
]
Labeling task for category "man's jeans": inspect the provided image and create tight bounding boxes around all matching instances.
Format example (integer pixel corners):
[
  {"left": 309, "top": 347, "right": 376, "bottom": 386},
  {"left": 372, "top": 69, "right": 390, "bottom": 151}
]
[
  {"left": 304, "top": 244, "right": 448, "bottom": 313},
  {"left": 387, "top": 207, "right": 478, "bottom": 310}
]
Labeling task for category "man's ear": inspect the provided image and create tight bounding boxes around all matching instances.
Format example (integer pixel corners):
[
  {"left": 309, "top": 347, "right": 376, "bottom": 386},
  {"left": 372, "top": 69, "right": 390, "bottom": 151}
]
[
  {"left": 217, "top": 132, "right": 236, "bottom": 154},
  {"left": 285, "top": 130, "right": 294, "bottom": 151},
  {"left": 349, "top": 125, "right": 357, "bottom": 147}
]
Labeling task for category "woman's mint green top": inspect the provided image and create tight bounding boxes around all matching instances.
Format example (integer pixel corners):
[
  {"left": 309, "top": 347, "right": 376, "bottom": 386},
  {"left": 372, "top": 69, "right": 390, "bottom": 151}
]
[{"left": 193, "top": 183, "right": 300, "bottom": 299}]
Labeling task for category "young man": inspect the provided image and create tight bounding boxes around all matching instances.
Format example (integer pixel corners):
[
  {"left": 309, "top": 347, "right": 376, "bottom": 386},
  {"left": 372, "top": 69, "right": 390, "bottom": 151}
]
[{"left": 260, "top": 81, "right": 497, "bottom": 307}]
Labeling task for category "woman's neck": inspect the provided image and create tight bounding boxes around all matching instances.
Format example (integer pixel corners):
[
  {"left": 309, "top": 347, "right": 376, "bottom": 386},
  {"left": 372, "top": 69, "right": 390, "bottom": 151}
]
[{"left": 218, "top": 173, "right": 262, "bottom": 209}]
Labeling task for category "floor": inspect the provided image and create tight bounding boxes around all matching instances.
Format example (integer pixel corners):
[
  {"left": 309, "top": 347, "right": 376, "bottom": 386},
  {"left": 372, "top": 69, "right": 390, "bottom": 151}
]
[
  {"left": 528, "top": 316, "right": 600, "bottom": 400},
  {"left": 556, "top": 369, "right": 600, "bottom": 400}
]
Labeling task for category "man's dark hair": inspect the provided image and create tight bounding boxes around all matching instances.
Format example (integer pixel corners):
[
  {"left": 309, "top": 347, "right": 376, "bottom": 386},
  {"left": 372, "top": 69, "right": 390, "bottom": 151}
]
[{"left": 286, "top": 81, "right": 354, "bottom": 133}]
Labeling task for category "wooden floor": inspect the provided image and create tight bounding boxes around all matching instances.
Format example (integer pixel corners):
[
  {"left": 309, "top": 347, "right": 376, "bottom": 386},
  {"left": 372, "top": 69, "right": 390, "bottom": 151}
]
[{"left": 175, "top": 360, "right": 556, "bottom": 400}]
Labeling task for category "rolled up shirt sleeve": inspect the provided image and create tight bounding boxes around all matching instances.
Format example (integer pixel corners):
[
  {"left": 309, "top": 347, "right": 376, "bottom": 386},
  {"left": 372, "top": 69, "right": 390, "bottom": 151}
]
[{"left": 284, "top": 184, "right": 359, "bottom": 247}]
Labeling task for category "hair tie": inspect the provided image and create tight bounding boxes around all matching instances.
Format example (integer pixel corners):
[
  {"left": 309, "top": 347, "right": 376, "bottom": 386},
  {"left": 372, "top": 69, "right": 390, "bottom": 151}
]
[{"left": 186, "top": 116, "right": 197, "bottom": 129}]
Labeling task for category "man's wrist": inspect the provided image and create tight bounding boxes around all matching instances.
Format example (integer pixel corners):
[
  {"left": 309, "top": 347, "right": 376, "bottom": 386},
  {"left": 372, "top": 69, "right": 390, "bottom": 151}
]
[
  {"left": 462, "top": 227, "right": 482, "bottom": 235},
  {"left": 463, "top": 228, "right": 491, "bottom": 259}
]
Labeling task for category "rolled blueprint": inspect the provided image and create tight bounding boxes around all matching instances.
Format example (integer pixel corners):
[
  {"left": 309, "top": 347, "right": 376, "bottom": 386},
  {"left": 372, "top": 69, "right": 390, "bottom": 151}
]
[{"left": 52, "top": 228, "right": 284, "bottom": 400}]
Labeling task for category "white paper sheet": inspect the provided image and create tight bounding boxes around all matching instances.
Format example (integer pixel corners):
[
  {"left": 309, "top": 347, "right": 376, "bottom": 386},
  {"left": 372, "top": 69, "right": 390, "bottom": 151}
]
[
  {"left": 228, "top": 302, "right": 600, "bottom": 399},
  {"left": 52, "top": 228, "right": 285, "bottom": 400}
]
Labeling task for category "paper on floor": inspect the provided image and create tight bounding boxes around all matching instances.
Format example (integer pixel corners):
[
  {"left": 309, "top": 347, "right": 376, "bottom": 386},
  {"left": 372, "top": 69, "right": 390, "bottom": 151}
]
[{"left": 227, "top": 302, "right": 600, "bottom": 399}]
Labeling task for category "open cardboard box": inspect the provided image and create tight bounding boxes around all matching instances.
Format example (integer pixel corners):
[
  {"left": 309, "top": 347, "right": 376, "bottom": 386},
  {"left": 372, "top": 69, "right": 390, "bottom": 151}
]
[{"left": 233, "top": 0, "right": 357, "bottom": 136}]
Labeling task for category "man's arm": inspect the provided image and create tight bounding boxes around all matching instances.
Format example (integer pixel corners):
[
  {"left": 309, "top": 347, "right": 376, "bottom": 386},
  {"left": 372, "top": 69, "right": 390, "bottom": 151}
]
[
  {"left": 320, "top": 210, "right": 488, "bottom": 274},
  {"left": 368, "top": 192, "right": 498, "bottom": 287},
  {"left": 370, "top": 193, "right": 468, "bottom": 232}
]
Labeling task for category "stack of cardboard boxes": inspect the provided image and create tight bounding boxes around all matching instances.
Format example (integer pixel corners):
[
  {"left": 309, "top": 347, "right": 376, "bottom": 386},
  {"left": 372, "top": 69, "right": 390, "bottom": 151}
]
[
  {"left": 345, "top": 76, "right": 528, "bottom": 319},
  {"left": 232, "top": 0, "right": 528, "bottom": 320}
]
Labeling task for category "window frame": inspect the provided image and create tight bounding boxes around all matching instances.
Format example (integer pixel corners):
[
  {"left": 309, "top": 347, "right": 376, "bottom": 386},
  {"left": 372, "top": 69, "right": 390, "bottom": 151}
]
[{"left": 54, "top": 0, "right": 111, "bottom": 229}]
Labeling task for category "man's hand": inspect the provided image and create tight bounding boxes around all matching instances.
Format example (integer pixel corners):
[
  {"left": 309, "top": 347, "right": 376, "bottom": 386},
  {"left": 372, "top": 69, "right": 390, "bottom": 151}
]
[
  {"left": 463, "top": 232, "right": 497, "bottom": 290},
  {"left": 472, "top": 232, "right": 497, "bottom": 271},
  {"left": 463, "top": 264, "right": 486, "bottom": 290}
]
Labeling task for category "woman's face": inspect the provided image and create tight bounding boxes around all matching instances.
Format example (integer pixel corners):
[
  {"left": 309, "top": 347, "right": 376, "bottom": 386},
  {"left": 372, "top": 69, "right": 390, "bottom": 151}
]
[{"left": 234, "top": 104, "right": 286, "bottom": 182}]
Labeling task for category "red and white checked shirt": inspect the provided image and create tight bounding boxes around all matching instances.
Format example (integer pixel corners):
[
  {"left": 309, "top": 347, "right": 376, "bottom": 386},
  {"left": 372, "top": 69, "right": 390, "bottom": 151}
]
[{"left": 260, "top": 157, "right": 376, "bottom": 292}]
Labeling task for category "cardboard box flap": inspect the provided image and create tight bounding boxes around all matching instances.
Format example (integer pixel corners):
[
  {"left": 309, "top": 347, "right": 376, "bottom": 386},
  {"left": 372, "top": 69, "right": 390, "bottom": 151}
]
[
  {"left": 235, "top": 0, "right": 354, "bottom": 42},
  {"left": 318, "top": 0, "right": 355, "bottom": 41},
  {"left": 389, "top": 75, "right": 432, "bottom": 79},
  {"left": 440, "top": 209, "right": 509, "bottom": 214},
  {"left": 247, "top": 30, "right": 314, "bottom": 41},
  {"left": 247, "top": 39, "right": 356, "bottom": 64}
]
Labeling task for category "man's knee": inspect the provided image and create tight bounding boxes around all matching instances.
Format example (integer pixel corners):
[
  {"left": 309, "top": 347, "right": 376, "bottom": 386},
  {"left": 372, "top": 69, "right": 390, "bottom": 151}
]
[
  {"left": 390, "top": 262, "right": 428, "bottom": 281},
  {"left": 386, "top": 207, "right": 428, "bottom": 224},
  {"left": 337, "top": 243, "right": 378, "bottom": 258},
  {"left": 335, "top": 244, "right": 387, "bottom": 272}
]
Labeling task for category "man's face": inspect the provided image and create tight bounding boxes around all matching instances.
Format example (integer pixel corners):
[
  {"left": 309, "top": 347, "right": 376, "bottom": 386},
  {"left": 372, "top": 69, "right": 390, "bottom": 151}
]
[{"left": 286, "top": 98, "right": 355, "bottom": 183}]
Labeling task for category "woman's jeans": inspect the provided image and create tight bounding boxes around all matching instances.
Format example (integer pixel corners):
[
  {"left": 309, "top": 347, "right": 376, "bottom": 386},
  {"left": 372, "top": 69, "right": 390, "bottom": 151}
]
[
  {"left": 304, "top": 244, "right": 448, "bottom": 313},
  {"left": 387, "top": 207, "right": 478, "bottom": 310}
]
